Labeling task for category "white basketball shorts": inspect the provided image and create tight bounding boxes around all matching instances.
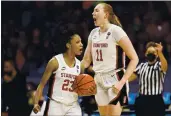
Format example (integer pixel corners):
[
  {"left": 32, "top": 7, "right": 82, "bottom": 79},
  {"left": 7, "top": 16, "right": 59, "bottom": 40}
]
[
  {"left": 94, "top": 70, "right": 120, "bottom": 106},
  {"left": 43, "top": 99, "right": 81, "bottom": 116}
]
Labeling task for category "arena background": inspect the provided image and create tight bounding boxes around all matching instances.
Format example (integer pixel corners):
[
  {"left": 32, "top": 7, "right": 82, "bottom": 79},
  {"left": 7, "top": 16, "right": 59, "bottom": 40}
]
[{"left": 1, "top": 1, "right": 171, "bottom": 116}]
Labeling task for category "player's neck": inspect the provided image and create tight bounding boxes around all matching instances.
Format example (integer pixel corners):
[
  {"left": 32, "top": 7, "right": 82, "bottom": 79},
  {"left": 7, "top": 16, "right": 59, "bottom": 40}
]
[
  {"left": 99, "top": 22, "right": 111, "bottom": 33},
  {"left": 63, "top": 52, "right": 75, "bottom": 67}
]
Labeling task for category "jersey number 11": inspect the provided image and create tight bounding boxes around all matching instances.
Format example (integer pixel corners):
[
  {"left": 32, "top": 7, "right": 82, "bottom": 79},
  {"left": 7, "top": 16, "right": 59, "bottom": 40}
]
[{"left": 96, "top": 49, "right": 103, "bottom": 61}]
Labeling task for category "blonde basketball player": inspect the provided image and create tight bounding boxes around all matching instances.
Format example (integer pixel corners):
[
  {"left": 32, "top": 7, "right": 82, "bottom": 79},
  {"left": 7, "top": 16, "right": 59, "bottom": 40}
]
[
  {"left": 33, "top": 31, "right": 84, "bottom": 116},
  {"left": 81, "top": 3, "right": 139, "bottom": 116}
]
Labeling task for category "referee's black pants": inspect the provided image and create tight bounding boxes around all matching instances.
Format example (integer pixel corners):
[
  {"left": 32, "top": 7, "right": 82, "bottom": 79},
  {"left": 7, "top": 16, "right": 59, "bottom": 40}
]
[{"left": 135, "top": 94, "right": 165, "bottom": 116}]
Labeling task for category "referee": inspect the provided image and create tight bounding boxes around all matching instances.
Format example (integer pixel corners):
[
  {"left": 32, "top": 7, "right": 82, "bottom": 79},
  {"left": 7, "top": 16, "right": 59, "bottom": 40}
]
[{"left": 129, "top": 42, "right": 168, "bottom": 116}]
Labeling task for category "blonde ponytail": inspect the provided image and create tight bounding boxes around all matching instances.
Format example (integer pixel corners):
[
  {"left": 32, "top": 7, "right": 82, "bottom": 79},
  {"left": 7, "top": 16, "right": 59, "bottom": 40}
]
[{"left": 110, "top": 15, "right": 122, "bottom": 28}]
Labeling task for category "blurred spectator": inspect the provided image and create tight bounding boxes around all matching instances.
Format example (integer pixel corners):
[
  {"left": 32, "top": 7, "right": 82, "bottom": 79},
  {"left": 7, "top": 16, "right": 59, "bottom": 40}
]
[
  {"left": 27, "top": 28, "right": 44, "bottom": 68},
  {"left": 82, "top": 1, "right": 94, "bottom": 10},
  {"left": 133, "top": 16, "right": 143, "bottom": 33},
  {"left": 165, "top": 32, "right": 171, "bottom": 61},
  {"left": 2, "top": 58, "right": 31, "bottom": 116},
  {"left": 165, "top": 1, "right": 171, "bottom": 16},
  {"left": 43, "top": 38, "right": 53, "bottom": 62},
  {"left": 146, "top": 23, "right": 158, "bottom": 40},
  {"left": 15, "top": 48, "right": 26, "bottom": 71},
  {"left": 18, "top": 30, "right": 28, "bottom": 50},
  {"left": 15, "top": 30, "right": 30, "bottom": 75}
]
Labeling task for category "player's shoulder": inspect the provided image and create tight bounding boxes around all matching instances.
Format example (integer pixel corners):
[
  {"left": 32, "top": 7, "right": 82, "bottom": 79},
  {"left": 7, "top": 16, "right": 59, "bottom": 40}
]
[
  {"left": 49, "top": 54, "right": 62, "bottom": 64},
  {"left": 110, "top": 24, "right": 127, "bottom": 40},
  {"left": 90, "top": 27, "right": 99, "bottom": 35},
  {"left": 110, "top": 24, "right": 123, "bottom": 31},
  {"left": 52, "top": 54, "right": 62, "bottom": 61},
  {"left": 45, "top": 55, "right": 59, "bottom": 71}
]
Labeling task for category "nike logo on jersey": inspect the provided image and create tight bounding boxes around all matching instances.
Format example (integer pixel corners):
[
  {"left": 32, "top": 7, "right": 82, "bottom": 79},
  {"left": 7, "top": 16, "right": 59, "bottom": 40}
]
[
  {"left": 93, "top": 36, "right": 97, "bottom": 39},
  {"left": 61, "top": 67, "right": 66, "bottom": 70}
]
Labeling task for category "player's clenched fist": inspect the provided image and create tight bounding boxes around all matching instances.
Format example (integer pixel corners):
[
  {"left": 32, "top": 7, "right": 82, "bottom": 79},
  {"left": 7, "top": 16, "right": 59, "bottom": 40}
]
[{"left": 33, "top": 104, "right": 41, "bottom": 114}]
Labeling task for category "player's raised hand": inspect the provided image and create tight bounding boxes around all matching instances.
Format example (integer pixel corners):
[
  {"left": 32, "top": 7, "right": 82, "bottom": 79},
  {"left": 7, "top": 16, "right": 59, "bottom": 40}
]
[
  {"left": 33, "top": 104, "right": 40, "bottom": 114},
  {"left": 155, "top": 42, "right": 163, "bottom": 53}
]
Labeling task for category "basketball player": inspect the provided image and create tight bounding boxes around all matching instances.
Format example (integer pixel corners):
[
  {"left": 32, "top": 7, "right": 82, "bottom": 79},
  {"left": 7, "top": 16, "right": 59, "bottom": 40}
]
[
  {"left": 33, "top": 31, "right": 84, "bottom": 116},
  {"left": 81, "top": 3, "right": 139, "bottom": 116}
]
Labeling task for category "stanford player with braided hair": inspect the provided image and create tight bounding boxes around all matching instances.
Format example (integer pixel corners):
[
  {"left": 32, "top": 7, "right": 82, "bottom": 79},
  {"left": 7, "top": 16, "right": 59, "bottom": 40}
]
[
  {"left": 81, "top": 3, "right": 139, "bottom": 116},
  {"left": 33, "top": 30, "right": 86, "bottom": 116}
]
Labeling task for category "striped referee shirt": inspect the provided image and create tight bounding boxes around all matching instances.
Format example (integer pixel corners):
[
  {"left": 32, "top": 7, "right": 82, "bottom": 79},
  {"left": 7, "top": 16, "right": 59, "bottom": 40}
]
[{"left": 135, "top": 61, "right": 166, "bottom": 95}]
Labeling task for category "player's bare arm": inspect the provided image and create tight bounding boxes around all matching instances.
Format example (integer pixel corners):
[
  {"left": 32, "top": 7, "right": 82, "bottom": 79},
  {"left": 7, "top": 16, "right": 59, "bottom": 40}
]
[
  {"left": 80, "top": 62, "right": 85, "bottom": 74},
  {"left": 114, "top": 36, "right": 139, "bottom": 91},
  {"left": 33, "top": 57, "right": 58, "bottom": 113},
  {"left": 81, "top": 40, "right": 92, "bottom": 70}
]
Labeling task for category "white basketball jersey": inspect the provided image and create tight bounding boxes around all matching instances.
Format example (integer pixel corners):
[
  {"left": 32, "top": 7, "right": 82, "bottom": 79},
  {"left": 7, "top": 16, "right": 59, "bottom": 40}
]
[
  {"left": 47, "top": 54, "right": 81, "bottom": 105},
  {"left": 89, "top": 24, "right": 127, "bottom": 73}
]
